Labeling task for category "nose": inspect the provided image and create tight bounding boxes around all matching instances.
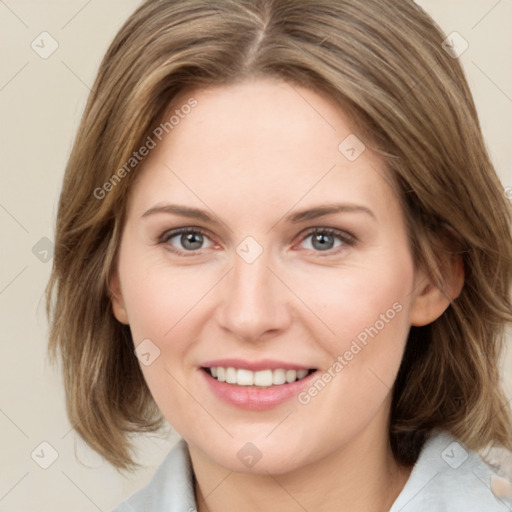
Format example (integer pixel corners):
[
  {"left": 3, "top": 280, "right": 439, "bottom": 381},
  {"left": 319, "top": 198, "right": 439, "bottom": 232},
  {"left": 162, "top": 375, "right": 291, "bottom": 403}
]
[{"left": 215, "top": 247, "right": 292, "bottom": 343}]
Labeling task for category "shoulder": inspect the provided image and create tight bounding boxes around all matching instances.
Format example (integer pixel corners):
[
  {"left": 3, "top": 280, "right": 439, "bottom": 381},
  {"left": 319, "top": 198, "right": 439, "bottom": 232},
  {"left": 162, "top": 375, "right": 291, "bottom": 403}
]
[
  {"left": 390, "top": 429, "right": 512, "bottom": 511},
  {"left": 110, "top": 438, "right": 197, "bottom": 512}
]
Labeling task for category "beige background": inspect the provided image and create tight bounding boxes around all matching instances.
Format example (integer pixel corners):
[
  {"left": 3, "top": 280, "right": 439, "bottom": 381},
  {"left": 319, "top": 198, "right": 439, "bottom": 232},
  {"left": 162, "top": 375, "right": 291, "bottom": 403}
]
[{"left": 0, "top": 1, "right": 511, "bottom": 510}]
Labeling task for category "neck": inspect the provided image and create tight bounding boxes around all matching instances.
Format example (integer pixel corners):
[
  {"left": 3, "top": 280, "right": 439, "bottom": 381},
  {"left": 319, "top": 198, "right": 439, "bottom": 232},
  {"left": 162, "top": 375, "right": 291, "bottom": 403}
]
[{"left": 189, "top": 416, "right": 412, "bottom": 512}]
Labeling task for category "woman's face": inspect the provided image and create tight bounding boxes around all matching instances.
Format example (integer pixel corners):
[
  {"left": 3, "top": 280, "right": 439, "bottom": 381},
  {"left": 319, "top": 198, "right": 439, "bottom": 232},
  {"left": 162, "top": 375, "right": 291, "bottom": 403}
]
[{"left": 111, "top": 77, "right": 434, "bottom": 474}]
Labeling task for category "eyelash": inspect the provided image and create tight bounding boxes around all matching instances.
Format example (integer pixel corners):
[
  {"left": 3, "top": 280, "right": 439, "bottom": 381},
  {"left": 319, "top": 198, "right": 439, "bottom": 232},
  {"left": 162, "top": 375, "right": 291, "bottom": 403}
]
[{"left": 158, "top": 226, "right": 356, "bottom": 257}]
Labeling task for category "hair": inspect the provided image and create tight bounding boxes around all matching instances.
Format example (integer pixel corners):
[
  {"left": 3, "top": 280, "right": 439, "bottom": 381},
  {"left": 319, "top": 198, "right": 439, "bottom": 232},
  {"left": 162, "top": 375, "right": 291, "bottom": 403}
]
[{"left": 46, "top": 0, "right": 512, "bottom": 472}]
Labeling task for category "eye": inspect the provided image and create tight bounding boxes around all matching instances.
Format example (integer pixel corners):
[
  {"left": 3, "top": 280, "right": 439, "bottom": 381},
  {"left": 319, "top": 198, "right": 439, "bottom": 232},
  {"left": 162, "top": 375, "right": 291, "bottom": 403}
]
[
  {"left": 157, "top": 226, "right": 355, "bottom": 256},
  {"left": 159, "top": 227, "right": 214, "bottom": 255},
  {"left": 298, "top": 228, "right": 355, "bottom": 253}
]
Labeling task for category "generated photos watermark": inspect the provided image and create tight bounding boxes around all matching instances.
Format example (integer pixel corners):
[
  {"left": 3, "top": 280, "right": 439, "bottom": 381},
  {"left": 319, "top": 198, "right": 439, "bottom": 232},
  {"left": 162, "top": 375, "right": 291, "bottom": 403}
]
[
  {"left": 93, "top": 97, "right": 198, "bottom": 200},
  {"left": 298, "top": 301, "right": 403, "bottom": 405}
]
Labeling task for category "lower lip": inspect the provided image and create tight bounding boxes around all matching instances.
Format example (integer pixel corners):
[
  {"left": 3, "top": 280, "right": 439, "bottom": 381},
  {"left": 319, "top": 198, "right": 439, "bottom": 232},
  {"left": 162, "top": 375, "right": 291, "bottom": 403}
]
[{"left": 200, "top": 368, "right": 318, "bottom": 411}]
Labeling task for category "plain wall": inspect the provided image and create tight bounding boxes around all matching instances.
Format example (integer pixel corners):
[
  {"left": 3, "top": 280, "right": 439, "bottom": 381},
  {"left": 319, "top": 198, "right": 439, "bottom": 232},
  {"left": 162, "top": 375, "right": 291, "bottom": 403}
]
[{"left": 0, "top": 1, "right": 511, "bottom": 510}]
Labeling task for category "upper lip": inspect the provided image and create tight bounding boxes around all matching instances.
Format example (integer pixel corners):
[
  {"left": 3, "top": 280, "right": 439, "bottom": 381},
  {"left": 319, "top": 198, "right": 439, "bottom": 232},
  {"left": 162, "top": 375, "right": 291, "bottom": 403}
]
[{"left": 201, "top": 358, "right": 315, "bottom": 371}]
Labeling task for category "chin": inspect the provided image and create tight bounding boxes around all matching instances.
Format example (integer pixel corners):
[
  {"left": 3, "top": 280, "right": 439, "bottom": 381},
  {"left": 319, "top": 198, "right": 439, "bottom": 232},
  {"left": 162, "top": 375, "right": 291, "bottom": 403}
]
[{"left": 190, "top": 433, "right": 314, "bottom": 475}]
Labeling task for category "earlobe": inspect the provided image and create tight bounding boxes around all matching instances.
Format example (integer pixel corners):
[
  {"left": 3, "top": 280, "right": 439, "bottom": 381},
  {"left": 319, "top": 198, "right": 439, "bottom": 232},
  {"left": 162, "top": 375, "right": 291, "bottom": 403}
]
[
  {"left": 409, "top": 253, "right": 465, "bottom": 327},
  {"left": 109, "top": 271, "right": 130, "bottom": 325}
]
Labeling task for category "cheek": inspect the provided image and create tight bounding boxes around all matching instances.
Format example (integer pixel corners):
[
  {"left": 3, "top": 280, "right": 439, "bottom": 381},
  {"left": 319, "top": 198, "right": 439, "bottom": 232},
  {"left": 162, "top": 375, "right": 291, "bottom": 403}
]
[
  {"left": 121, "top": 278, "right": 173, "bottom": 345},
  {"left": 296, "top": 256, "right": 412, "bottom": 346},
  {"left": 119, "top": 245, "right": 209, "bottom": 344},
  {"left": 300, "top": 280, "right": 410, "bottom": 470},
  {"left": 119, "top": 265, "right": 205, "bottom": 423},
  {"left": 292, "top": 248, "right": 414, "bottom": 403}
]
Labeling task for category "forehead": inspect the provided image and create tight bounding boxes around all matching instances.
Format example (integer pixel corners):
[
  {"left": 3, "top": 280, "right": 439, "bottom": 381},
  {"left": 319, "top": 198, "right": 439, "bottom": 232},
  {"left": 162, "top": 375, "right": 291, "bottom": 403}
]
[{"left": 127, "top": 77, "right": 398, "bottom": 221}]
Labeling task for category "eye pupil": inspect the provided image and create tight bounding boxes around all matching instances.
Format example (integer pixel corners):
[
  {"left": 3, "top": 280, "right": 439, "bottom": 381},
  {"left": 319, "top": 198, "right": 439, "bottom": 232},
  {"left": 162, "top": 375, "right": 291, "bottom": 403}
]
[
  {"left": 312, "top": 233, "right": 334, "bottom": 251},
  {"left": 182, "top": 232, "right": 203, "bottom": 250}
]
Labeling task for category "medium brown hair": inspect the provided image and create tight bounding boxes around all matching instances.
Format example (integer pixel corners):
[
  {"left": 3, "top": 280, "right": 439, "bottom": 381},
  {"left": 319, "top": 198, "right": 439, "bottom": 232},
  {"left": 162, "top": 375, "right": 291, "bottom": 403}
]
[{"left": 46, "top": 0, "right": 512, "bottom": 472}]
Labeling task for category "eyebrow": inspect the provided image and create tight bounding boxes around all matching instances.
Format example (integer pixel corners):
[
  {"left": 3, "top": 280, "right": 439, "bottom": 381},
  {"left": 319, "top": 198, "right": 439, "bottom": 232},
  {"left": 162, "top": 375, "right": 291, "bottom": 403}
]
[
  {"left": 283, "top": 203, "right": 376, "bottom": 223},
  {"left": 142, "top": 204, "right": 215, "bottom": 223},
  {"left": 141, "top": 203, "right": 376, "bottom": 224}
]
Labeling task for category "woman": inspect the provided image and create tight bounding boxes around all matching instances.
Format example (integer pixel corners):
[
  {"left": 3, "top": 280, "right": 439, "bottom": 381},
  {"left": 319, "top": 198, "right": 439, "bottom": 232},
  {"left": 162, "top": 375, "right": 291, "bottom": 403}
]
[{"left": 46, "top": 0, "right": 512, "bottom": 510}]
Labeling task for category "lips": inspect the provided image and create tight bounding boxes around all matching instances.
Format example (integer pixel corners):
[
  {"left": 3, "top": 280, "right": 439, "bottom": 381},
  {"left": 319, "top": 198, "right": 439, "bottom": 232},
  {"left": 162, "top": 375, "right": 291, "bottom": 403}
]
[{"left": 199, "top": 358, "right": 319, "bottom": 410}]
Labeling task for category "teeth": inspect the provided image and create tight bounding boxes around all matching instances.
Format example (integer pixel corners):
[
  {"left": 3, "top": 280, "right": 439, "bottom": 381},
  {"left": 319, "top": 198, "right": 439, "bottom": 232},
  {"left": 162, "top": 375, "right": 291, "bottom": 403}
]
[
  {"left": 226, "top": 367, "right": 237, "bottom": 384},
  {"left": 254, "top": 369, "right": 273, "bottom": 386},
  {"left": 286, "top": 370, "right": 297, "bottom": 383},
  {"left": 208, "top": 367, "right": 312, "bottom": 387},
  {"left": 237, "top": 369, "right": 254, "bottom": 386},
  {"left": 297, "top": 369, "right": 308, "bottom": 380},
  {"left": 272, "top": 369, "right": 286, "bottom": 385}
]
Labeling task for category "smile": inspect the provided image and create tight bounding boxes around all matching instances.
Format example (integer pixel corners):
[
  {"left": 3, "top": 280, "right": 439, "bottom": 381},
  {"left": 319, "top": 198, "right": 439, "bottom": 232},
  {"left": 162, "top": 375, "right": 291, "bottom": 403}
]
[
  {"left": 200, "top": 365, "right": 320, "bottom": 411},
  {"left": 204, "top": 367, "right": 316, "bottom": 387}
]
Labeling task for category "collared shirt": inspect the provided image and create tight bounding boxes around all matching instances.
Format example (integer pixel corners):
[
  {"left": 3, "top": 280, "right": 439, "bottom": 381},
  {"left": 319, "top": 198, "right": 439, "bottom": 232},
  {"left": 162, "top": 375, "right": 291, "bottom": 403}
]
[{"left": 111, "top": 429, "right": 511, "bottom": 511}]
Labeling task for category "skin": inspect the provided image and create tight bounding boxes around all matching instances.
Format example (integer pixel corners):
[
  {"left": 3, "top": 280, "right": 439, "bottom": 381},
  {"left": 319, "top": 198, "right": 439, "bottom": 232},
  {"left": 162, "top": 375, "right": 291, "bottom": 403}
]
[{"left": 110, "top": 77, "right": 463, "bottom": 512}]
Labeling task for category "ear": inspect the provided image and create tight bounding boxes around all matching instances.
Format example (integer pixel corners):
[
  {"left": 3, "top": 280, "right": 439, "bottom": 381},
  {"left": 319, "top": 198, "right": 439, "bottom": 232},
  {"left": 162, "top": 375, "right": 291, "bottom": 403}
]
[
  {"left": 409, "top": 252, "right": 464, "bottom": 327},
  {"left": 109, "top": 270, "right": 129, "bottom": 325}
]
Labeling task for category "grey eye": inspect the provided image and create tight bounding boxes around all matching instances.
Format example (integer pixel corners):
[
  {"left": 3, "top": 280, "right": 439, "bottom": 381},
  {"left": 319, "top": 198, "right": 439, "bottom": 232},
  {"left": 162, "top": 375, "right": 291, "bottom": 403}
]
[
  {"left": 301, "top": 231, "right": 345, "bottom": 252},
  {"left": 164, "top": 229, "right": 214, "bottom": 252},
  {"left": 179, "top": 232, "right": 205, "bottom": 250}
]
